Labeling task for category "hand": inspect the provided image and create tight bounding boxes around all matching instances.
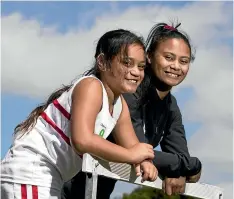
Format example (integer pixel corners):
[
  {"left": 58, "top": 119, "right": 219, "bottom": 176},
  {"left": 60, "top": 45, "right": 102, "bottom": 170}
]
[
  {"left": 186, "top": 170, "right": 201, "bottom": 183},
  {"left": 138, "top": 160, "right": 158, "bottom": 183},
  {"left": 128, "top": 143, "right": 154, "bottom": 164},
  {"left": 162, "top": 177, "right": 186, "bottom": 196},
  {"left": 134, "top": 163, "right": 141, "bottom": 177}
]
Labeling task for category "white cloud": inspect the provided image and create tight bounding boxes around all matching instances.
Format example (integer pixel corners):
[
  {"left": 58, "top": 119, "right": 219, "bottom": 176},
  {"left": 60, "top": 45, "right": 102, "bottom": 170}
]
[{"left": 2, "top": 1, "right": 233, "bottom": 198}]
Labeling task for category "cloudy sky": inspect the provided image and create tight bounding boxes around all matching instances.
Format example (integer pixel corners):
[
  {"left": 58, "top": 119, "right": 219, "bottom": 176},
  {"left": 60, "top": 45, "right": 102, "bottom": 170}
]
[{"left": 1, "top": 1, "right": 233, "bottom": 198}]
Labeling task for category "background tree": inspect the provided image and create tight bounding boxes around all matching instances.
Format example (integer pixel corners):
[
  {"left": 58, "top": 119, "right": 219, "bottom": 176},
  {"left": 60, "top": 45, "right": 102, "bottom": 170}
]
[{"left": 117, "top": 186, "right": 202, "bottom": 199}]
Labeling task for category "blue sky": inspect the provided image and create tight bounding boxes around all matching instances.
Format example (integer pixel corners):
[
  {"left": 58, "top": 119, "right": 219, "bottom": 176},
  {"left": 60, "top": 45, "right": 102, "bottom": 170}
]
[
  {"left": 2, "top": 1, "right": 188, "bottom": 32},
  {"left": 1, "top": 1, "right": 197, "bottom": 158}
]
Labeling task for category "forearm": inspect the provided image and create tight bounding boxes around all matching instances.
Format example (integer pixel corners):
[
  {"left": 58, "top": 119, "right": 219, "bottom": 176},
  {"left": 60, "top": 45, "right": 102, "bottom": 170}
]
[
  {"left": 185, "top": 157, "right": 202, "bottom": 177},
  {"left": 186, "top": 158, "right": 202, "bottom": 183},
  {"left": 72, "top": 134, "right": 133, "bottom": 164},
  {"left": 152, "top": 150, "right": 202, "bottom": 178},
  {"left": 112, "top": 128, "right": 139, "bottom": 149},
  {"left": 152, "top": 150, "right": 182, "bottom": 178}
]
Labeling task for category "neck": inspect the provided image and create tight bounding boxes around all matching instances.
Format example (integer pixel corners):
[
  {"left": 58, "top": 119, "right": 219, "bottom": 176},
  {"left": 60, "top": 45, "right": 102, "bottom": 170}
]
[
  {"left": 102, "top": 81, "right": 119, "bottom": 107},
  {"left": 99, "top": 74, "right": 120, "bottom": 107},
  {"left": 151, "top": 75, "right": 171, "bottom": 100},
  {"left": 156, "top": 89, "right": 170, "bottom": 100}
]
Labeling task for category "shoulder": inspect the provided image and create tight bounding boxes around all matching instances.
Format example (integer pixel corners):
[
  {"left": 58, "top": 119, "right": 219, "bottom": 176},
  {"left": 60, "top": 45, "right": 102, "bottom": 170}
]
[
  {"left": 75, "top": 76, "right": 102, "bottom": 89},
  {"left": 120, "top": 95, "right": 128, "bottom": 108},
  {"left": 166, "top": 93, "right": 183, "bottom": 124},
  {"left": 73, "top": 77, "right": 102, "bottom": 93},
  {"left": 168, "top": 93, "right": 180, "bottom": 112},
  {"left": 72, "top": 76, "right": 103, "bottom": 101}
]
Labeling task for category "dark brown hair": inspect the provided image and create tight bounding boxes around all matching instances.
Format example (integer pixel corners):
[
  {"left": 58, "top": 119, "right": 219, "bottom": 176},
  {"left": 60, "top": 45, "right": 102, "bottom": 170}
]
[{"left": 14, "top": 85, "right": 72, "bottom": 133}]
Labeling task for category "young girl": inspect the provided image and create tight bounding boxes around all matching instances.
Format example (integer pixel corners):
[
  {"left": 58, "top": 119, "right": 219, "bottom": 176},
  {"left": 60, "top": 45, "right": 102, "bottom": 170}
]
[{"left": 1, "top": 29, "right": 157, "bottom": 199}]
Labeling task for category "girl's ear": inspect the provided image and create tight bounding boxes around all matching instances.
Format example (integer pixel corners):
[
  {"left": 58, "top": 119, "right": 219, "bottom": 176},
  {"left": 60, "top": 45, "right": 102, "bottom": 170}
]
[
  {"left": 96, "top": 53, "right": 107, "bottom": 71},
  {"left": 146, "top": 53, "right": 152, "bottom": 64}
]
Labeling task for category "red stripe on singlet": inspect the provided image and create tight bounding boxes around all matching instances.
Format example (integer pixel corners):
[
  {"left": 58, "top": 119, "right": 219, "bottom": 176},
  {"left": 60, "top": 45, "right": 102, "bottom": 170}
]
[
  {"left": 21, "top": 184, "right": 27, "bottom": 199},
  {"left": 32, "top": 185, "right": 38, "bottom": 199},
  {"left": 40, "top": 112, "right": 83, "bottom": 159},
  {"left": 51, "top": 99, "right": 83, "bottom": 158},
  {"left": 41, "top": 112, "right": 71, "bottom": 146},
  {"left": 53, "top": 99, "right": 71, "bottom": 120}
]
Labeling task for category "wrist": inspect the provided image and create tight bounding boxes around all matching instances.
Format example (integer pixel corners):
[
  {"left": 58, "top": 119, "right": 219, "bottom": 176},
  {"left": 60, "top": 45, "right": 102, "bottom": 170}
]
[{"left": 126, "top": 149, "right": 135, "bottom": 164}]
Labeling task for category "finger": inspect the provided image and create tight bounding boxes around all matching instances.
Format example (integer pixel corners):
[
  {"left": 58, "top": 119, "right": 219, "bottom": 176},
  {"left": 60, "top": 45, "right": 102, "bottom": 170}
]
[
  {"left": 166, "top": 183, "right": 172, "bottom": 196},
  {"left": 141, "top": 167, "right": 150, "bottom": 183},
  {"left": 170, "top": 180, "right": 178, "bottom": 195},
  {"left": 171, "top": 186, "right": 176, "bottom": 195},
  {"left": 146, "top": 144, "right": 153, "bottom": 149},
  {"left": 173, "top": 186, "right": 180, "bottom": 195},
  {"left": 180, "top": 183, "right": 186, "bottom": 194},
  {"left": 134, "top": 164, "right": 141, "bottom": 176},
  {"left": 146, "top": 153, "right": 155, "bottom": 160},
  {"left": 150, "top": 166, "right": 157, "bottom": 181},
  {"left": 162, "top": 180, "right": 166, "bottom": 193},
  {"left": 148, "top": 149, "right": 154, "bottom": 153},
  {"left": 176, "top": 185, "right": 182, "bottom": 195},
  {"left": 153, "top": 168, "right": 158, "bottom": 181},
  {"left": 142, "top": 171, "right": 149, "bottom": 183},
  {"left": 148, "top": 149, "right": 155, "bottom": 156},
  {"left": 147, "top": 167, "right": 153, "bottom": 181}
]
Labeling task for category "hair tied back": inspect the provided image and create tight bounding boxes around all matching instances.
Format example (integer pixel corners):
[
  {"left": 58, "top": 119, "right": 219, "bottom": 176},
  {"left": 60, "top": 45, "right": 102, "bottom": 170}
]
[{"left": 164, "top": 23, "right": 181, "bottom": 31}]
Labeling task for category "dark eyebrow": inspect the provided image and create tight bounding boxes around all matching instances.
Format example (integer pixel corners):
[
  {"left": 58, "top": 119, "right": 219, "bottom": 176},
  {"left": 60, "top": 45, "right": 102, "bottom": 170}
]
[
  {"left": 163, "top": 52, "right": 190, "bottom": 60},
  {"left": 180, "top": 56, "right": 190, "bottom": 60},
  {"left": 127, "top": 56, "right": 146, "bottom": 64}
]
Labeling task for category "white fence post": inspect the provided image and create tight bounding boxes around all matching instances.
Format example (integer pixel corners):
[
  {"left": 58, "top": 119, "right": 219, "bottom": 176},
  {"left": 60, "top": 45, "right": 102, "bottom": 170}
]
[
  {"left": 82, "top": 153, "right": 224, "bottom": 199},
  {"left": 84, "top": 159, "right": 99, "bottom": 199}
]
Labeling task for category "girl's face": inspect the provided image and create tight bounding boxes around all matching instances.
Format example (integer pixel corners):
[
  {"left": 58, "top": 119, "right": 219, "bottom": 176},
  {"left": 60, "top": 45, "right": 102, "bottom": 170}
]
[
  {"left": 102, "top": 44, "right": 146, "bottom": 94},
  {"left": 148, "top": 38, "right": 191, "bottom": 88}
]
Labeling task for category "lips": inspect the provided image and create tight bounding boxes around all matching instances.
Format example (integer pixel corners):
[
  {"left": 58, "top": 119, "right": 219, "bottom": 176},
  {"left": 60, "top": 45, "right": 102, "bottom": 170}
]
[
  {"left": 127, "top": 79, "right": 137, "bottom": 84},
  {"left": 165, "top": 71, "right": 180, "bottom": 78}
]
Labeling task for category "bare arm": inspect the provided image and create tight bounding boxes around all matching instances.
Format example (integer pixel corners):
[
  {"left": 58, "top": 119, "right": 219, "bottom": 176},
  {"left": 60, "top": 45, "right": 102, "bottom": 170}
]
[
  {"left": 70, "top": 78, "right": 134, "bottom": 163},
  {"left": 70, "top": 78, "right": 142, "bottom": 164},
  {"left": 113, "top": 96, "right": 156, "bottom": 179},
  {"left": 112, "top": 96, "right": 139, "bottom": 149}
]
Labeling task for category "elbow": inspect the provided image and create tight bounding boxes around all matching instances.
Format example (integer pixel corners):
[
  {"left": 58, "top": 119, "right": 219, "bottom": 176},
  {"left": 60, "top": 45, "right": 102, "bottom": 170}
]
[{"left": 71, "top": 136, "right": 92, "bottom": 154}]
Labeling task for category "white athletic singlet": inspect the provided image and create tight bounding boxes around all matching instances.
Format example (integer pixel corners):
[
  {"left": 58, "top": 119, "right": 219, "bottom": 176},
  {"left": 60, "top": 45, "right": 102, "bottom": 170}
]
[{"left": 1, "top": 75, "right": 122, "bottom": 190}]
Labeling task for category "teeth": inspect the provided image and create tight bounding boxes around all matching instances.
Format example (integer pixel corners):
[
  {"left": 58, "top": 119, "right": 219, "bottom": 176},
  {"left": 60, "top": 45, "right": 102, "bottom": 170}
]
[
  {"left": 128, "top": 80, "right": 137, "bottom": 83},
  {"left": 167, "top": 73, "right": 178, "bottom": 77}
]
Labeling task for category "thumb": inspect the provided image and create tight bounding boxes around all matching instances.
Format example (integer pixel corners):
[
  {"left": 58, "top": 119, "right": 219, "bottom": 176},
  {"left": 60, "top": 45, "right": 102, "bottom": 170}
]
[{"left": 134, "top": 164, "right": 141, "bottom": 176}]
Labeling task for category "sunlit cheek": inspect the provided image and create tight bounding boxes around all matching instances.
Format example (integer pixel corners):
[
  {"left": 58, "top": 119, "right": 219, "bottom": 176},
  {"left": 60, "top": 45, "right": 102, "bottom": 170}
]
[
  {"left": 110, "top": 65, "right": 129, "bottom": 84},
  {"left": 109, "top": 66, "right": 121, "bottom": 78},
  {"left": 141, "top": 71, "right": 145, "bottom": 79},
  {"left": 181, "top": 65, "right": 190, "bottom": 76},
  {"left": 118, "top": 65, "right": 129, "bottom": 78}
]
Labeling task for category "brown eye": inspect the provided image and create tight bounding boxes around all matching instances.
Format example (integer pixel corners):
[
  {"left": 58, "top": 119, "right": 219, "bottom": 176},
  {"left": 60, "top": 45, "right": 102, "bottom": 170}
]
[
  {"left": 138, "top": 63, "right": 146, "bottom": 70},
  {"left": 180, "top": 59, "right": 189, "bottom": 64},
  {"left": 165, "top": 56, "right": 173, "bottom": 61},
  {"left": 122, "top": 58, "right": 134, "bottom": 67},
  {"left": 123, "top": 60, "right": 129, "bottom": 65}
]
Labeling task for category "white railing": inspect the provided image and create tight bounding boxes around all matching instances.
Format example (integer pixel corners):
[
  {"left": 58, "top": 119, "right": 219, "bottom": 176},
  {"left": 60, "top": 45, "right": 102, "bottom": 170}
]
[{"left": 82, "top": 154, "right": 224, "bottom": 199}]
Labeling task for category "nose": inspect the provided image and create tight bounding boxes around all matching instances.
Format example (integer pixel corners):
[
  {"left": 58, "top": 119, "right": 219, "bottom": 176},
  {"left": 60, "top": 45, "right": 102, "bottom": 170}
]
[
  {"left": 170, "top": 60, "right": 180, "bottom": 70},
  {"left": 130, "top": 65, "right": 141, "bottom": 77}
]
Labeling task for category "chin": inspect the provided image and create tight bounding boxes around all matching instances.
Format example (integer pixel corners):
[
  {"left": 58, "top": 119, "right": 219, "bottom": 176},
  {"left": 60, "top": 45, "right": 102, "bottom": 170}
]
[
  {"left": 165, "top": 79, "right": 182, "bottom": 87},
  {"left": 123, "top": 87, "right": 137, "bottom": 94}
]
